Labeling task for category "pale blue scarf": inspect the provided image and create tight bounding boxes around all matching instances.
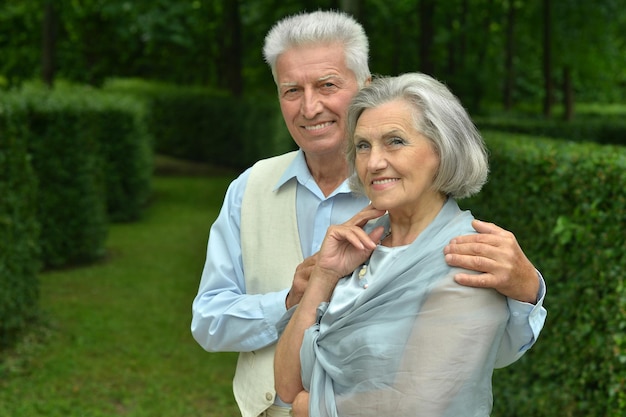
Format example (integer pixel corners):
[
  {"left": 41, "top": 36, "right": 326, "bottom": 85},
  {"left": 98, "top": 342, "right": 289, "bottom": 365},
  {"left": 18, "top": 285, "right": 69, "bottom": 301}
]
[{"left": 291, "top": 199, "right": 508, "bottom": 417}]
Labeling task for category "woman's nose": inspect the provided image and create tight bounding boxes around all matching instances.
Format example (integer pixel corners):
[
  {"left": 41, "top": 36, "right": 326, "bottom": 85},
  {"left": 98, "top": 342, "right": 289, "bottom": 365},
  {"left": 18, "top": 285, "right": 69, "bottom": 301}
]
[{"left": 367, "top": 146, "right": 388, "bottom": 171}]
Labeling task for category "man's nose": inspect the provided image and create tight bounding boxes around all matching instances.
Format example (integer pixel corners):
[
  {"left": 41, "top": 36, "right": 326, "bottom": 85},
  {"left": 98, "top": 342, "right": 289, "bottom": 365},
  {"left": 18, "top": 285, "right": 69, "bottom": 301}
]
[{"left": 301, "top": 90, "right": 323, "bottom": 119}]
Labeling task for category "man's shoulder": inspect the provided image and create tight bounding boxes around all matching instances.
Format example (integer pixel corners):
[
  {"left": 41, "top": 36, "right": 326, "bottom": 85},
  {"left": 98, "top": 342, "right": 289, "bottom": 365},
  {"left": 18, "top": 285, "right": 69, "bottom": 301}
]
[
  {"left": 251, "top": 150, "right": 299, "bottom": 171},
  {"left": 244, "top": 150, "right": 299, "bottom": 196}
]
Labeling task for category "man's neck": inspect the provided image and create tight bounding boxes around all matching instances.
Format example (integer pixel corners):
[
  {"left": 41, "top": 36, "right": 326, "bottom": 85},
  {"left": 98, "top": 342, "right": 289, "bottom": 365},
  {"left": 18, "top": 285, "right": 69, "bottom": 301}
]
[{"left": 305, "top": 152, "right": 350, "bottom": 197}]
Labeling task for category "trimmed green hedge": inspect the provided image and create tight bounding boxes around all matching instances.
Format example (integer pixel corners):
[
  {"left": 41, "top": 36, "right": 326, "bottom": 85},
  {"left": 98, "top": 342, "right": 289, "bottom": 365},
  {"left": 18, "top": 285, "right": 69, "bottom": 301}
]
[
  {"left": 31, "top": 83, "right": 153, "bottom": 222},
  {"left": 474, "top": 115, "right": 626, "bottom": 146},
  {"left": 462, "top": 132, "right": 626, "bottom": 416},
  {"left": 1, "top": 83, "right": 152, "bottom": 347},
  {"left": 16, "top": 83, "right": 153, "bottom": 267},
  {"left": 103, "top": 79, "right": 295, "bottom": 169},
  {"left": 83, "top": 96, "right": 153, "bottom": 222},
  {"left": 0, "top": 95, "right": 40, "bottom": 348},
  {"left": 24, "top": 88, "right": 108, "bottom": 268}
]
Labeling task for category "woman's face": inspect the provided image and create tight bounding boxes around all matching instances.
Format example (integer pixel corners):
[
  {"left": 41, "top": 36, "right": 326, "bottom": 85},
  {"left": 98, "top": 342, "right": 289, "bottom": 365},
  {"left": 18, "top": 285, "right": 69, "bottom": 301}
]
[{"left": 354, "top": 99, "right": 442, "bottom": 216}]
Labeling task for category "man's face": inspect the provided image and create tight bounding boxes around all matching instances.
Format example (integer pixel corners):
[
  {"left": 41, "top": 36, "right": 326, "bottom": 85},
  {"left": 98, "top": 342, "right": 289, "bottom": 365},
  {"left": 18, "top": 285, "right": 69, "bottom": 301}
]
[{"left": 275, "top": 43, "right": 360, "bottom": 158}]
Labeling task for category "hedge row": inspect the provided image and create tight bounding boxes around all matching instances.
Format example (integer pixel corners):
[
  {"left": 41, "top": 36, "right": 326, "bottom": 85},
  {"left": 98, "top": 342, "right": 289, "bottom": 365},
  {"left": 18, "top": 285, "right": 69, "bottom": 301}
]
[
  {"left": 24, "top": 87, "right": 108, "bottom": 268},
  {"left": 103, "top": 78, "right": 296, "bottom": 169},
  {"left": 0, "top": 96, "right": 40, "bottom": 349},
  {"left": 23, "top": 83, "right": 154, "bottom": 224},
  {"left": 17, "top": 83, "right": 153, "bottom": 267},
  {"left": 0, "top": 84, "right": 152, "bottom": 347},
  {"left": 462, "top": 132, "right": 626, "bottom": 417},
  {"left": 474, "top": 115, "right": 626, "bottom": 146}
]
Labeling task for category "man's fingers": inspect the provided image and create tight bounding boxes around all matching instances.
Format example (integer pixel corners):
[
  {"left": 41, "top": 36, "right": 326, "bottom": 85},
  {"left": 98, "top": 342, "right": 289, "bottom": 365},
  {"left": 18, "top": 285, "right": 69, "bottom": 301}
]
[
  {"left": 470, "top": 219, "right": 503, "bottom": 235},
  {"left": 448, "top": 220, "right": 513, "bottom": 246},
  {"left": 448, "top": 233, "right": 500, "bottom": 247},
  {"left": 453, "top": 272, "right": 494, "bottom": 288},
  {"left": 444, "top": 242, "right": 499, "bottom": 261},
  {"left": 444, "top": 252, "right": 498, "bottom": 273}
]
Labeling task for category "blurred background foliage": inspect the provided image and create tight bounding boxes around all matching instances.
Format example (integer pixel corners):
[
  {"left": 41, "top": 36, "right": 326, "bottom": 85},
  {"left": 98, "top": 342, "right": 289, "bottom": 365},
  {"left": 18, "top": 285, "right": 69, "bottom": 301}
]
[
  {"left": 1, "top": 0, "right": 624, "bottom": 115},
  {"left": 1, "top": 1, "right": 626, "bottom": 416}
]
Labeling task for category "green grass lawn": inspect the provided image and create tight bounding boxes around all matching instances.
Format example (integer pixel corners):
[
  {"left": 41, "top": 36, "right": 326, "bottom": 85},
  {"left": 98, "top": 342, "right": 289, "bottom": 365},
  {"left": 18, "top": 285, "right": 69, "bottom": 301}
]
[{"left": 0, "top": 172, "right": 241, "bottom": 416}]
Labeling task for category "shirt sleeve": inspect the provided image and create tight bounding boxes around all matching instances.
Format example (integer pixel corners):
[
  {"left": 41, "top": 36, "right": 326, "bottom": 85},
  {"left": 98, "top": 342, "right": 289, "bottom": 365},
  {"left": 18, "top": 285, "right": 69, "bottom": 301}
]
[
  {"left": 190, "top": 169, "right": 290, "bottom": 352},
  {"left": 494, "top": 271, "right": 548, "bottom": 368}
]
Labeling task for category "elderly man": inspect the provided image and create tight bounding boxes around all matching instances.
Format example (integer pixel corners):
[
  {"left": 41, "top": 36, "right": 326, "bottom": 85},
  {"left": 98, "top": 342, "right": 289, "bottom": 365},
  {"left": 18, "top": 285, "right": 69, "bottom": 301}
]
[{"left": 192, "top": 10, "right": 546, "bottom": 417}]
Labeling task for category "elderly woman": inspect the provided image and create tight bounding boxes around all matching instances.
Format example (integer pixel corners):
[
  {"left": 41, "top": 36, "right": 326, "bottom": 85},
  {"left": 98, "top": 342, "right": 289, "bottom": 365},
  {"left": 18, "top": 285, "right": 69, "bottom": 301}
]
[{"left": 274, "top": 72, "right": 510, "bottom": 417}]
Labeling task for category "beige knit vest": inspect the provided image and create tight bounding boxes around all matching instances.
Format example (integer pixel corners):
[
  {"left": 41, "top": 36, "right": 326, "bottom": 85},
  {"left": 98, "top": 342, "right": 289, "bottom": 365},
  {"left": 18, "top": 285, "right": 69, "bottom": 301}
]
[{"left": 234, "top": 151, "right": 303, "bottom": 417}]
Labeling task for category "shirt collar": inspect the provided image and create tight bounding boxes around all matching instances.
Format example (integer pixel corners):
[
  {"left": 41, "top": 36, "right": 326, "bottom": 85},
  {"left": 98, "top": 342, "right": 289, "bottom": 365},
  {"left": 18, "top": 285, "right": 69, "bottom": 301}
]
[{"left": 273, "top": 149, "right": 353, "bottom": 198}]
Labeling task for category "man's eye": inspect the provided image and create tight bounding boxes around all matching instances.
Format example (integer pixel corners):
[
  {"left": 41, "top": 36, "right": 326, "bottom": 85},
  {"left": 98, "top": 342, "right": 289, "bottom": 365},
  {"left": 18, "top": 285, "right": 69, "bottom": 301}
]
[
  {"left": 320, "top": 82, "right": 338, "bottom": 91},
  {"left": 282, "top": 88, "right": 301, "bottom": 99}
]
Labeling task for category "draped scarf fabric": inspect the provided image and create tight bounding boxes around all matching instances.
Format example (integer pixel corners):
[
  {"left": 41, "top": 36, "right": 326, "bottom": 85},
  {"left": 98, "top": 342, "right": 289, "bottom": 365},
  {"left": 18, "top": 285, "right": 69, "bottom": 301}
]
[{"left": 297, "top": 199, "right": 509, "bottom": 417}]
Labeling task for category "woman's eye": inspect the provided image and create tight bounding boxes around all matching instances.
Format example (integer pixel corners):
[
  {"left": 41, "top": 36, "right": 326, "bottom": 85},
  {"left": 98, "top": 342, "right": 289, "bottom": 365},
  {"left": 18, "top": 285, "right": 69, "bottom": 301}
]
[
  {"left": 355, "top": 142, "right": 370, "bottom": 151},
  {"left": 389, "top": 137, "right": 405, "bottom": 146}
]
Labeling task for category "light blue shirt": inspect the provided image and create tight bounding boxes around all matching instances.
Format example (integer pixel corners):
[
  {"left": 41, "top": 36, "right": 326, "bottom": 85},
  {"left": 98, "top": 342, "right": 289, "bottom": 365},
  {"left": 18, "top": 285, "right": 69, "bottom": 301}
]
[
  {"left": 191, "top": 150, "right": 546, "bottom": 366},
  {"left": 191, "top": 151, "right": 367, "bottom": 353}
]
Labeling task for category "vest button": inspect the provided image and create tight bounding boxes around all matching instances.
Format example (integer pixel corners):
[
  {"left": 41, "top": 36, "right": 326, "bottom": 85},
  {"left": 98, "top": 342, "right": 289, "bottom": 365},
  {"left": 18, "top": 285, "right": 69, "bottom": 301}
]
[{"left": 265, "top": 392, "right": 274, "bottom": 401}]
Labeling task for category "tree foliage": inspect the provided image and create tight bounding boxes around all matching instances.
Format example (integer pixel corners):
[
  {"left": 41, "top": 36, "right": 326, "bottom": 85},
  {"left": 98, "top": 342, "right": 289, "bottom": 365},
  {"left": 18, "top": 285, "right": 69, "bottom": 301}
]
[{"left": 0, "top": 0, "right": 624, "bottom": 113}]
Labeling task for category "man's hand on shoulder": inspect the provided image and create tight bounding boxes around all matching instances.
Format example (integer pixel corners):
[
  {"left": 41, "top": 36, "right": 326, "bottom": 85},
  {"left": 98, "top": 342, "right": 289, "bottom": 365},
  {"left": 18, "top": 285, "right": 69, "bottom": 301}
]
[{"left": 444, "top": 219, "right": 539, "bottom": 304}]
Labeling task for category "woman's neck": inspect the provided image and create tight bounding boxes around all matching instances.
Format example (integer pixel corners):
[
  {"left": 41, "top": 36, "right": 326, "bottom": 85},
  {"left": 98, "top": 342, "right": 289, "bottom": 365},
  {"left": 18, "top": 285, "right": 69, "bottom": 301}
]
[{"left": 384, "top": 195, "right": 446, "bottom": 247}]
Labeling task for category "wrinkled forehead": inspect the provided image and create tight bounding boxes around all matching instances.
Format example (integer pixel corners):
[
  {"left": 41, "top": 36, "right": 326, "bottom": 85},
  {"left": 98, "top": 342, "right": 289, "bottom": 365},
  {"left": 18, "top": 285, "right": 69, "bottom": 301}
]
[{"left": 275, "top": 42, "right": 351, "bottom": 78}]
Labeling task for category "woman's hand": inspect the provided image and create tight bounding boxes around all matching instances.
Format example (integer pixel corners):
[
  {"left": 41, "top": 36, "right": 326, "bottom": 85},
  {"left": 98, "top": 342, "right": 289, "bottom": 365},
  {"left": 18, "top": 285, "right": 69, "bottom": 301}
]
[{"left": 316, "top": 204, "right": 387, "bottom": 280}]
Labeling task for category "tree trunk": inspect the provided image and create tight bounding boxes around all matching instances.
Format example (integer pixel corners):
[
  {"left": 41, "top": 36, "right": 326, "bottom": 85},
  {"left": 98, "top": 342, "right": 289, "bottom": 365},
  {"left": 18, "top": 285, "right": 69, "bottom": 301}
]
[
  {"left": 542, "top": 0, "right": 553, "bottom": 118},
  {"left": 222, "top": 0, "right": 242, "bottom": 97},
  {"left": 340, "top": 0, "right": 361, "bottom": 19},
  {"left": 503, "top": 0, "right": 516, "bottom": 111},
  {"left": 468, "top": 0, "right": 494, "bottom": 112},
  {"left": 562, "top": 66, "right": 574, "bottom": 121},
  {"left": 459, "top": 0, "right": 468, "bottom": 69},
  {"left": 42, "top": 1, "right": 57, "bottom": 88},
  {"left": 446, "top": 8, "right": 456, "bottom": 77},
  {"left": 419, "top": 0, "right": 435, "bottom": 75},
  {"left": 476, "top": 0, "right": 494, "bottom": 69}
]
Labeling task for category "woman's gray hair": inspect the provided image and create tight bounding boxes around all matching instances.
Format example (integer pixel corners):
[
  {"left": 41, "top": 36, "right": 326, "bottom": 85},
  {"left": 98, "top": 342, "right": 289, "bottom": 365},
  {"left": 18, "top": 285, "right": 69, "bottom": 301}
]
[
  {"left": 263, "top": 10, "right": 370, "bottom": 88},
  {"left": 346, "top": 72, "right": 489, "bottom": 199}
]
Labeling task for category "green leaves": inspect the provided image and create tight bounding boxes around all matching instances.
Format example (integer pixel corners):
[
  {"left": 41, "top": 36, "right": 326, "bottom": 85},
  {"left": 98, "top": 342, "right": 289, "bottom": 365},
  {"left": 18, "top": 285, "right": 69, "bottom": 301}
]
[{"left": 468, "top": 131, "right": 626, "bottom": 416}]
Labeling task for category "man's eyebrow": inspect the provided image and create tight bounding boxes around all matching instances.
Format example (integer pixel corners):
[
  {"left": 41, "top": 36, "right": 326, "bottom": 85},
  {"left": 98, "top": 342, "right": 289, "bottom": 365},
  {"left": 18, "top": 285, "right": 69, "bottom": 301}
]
[
  {"left": 279, "top": 81, "right": 298, "bottom": 88},
  {"left": 319, "top": 74, "right": 341, "bottom": 82},
  {"left": 279, "top": 74, "right": 341, "bottom": 89}
]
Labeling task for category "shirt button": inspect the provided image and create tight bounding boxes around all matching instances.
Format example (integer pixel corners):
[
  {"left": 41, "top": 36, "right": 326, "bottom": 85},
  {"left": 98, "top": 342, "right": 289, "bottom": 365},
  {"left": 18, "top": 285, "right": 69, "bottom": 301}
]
[{"left": 265, "top": 392, "right": 273, "bottom": 401}]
